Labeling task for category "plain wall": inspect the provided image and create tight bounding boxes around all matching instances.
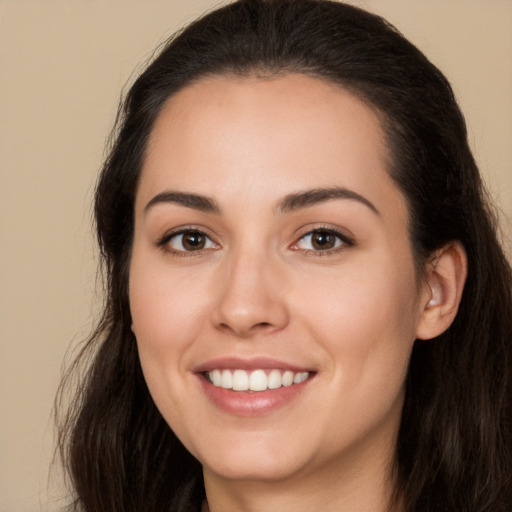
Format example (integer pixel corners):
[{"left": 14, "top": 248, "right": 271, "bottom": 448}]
[{"left": 1, "top": 1, "right": 510, "bottom": 511}]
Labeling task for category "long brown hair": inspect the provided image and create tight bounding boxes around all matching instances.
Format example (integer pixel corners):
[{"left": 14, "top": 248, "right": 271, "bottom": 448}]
[{"left": 56, "top": 1, "right": 512, "bottom": 511}]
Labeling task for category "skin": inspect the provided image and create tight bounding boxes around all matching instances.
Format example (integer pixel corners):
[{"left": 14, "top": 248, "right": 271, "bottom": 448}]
[{"left": 129, "top": 74, "right": 463, "bottom": 512}]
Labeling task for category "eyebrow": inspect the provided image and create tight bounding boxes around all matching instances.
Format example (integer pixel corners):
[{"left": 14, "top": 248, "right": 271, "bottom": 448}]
[
  {"left": 144, "top": 186, "right": 379, "bottom": 216},
  {"left": 278, "top": 187, "right": 380, "bottom": 215},
  {"left": 144, "top": 191, "right": 221, "bottom": 214}
]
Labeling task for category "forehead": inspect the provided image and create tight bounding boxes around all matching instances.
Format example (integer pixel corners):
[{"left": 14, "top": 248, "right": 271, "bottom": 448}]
[
  {"left": 147, "top": 73, "right": 389, "bottom": 163},
  {"left": 138, "top": 73, "right": 404, "bottom": 222}
]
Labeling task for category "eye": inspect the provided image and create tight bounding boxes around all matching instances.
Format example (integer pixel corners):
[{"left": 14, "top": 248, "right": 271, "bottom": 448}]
[
  {"left": 293, "top": 228, "right": 352, "bottom": 253},
  {"left": 163, "top": 229, "right": 217, "bottom": 253}
]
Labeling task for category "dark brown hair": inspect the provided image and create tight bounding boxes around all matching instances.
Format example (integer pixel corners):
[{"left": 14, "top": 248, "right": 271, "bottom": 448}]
[{"left": 56, "top": 1, "right": 512, "bottom": 511}]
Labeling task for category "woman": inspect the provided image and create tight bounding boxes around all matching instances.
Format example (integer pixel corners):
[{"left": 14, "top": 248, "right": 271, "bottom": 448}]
[{"left": 57, "top": 1, "right": 512, "bottom": 511}]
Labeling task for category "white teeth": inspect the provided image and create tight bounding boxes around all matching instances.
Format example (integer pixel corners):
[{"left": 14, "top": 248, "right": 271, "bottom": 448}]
[
  {"left": 293, "top": 371, "right": 309, "bottom": 384},
  {"left": 208, "top": 369, "right": 310, "bottom": 392},
  {"left": 248, "top": 369, "right": 268, "bottom": 391},
  {"left": 221, "top": 369, "right": 233, "bottom": 389},
  {"left": 267, "top": 369, "right": 282, "bottom": 389},
  {"left": 232, "top": 369, "right": 249, "bottom": 391},
  {"left": 211, "top": 369, "right": 222, "bottom": 386},
  {"left": 282, "top": 371, "right": 294, "bottom": 387}
]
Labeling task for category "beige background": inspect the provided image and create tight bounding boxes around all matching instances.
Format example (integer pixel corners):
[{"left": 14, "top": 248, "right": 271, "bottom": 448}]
[{"left": 1, "top": 1, "right": 510, "bottom": 511}]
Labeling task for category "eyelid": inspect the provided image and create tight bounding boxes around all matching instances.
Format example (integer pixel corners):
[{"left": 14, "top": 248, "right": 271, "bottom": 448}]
[
  {"left": 155, "top": 223, "right": 354, "bottom": 256},
  {"left": 156, "top": 225, "right": 220, "bottom": 254},
  {"left": 290, "top": 225, "right": 355, "bottom": 254}
]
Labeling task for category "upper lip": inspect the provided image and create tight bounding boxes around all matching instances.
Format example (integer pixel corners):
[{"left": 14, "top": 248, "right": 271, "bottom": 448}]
[{"left": 193, "top": 356, "right": 314, "bottom": 373}]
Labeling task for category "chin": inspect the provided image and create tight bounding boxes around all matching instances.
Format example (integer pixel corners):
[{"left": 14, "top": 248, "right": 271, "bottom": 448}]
[
  {"left": 190, "top": 429, "right": 314, "bottom": 482},
  {"left": 202, "top": 452, "right": 307, "bottom": 483}
]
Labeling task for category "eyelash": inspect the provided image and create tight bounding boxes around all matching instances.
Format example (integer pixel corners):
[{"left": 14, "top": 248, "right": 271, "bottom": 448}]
[
  {"left": 291, "top": 226, "right": 354, "bottom": 256},
  {"left": 157, "top": 226, "right": 354, "bottom": 257},
  {"left": 157, "top": 226, "right": 219, "bottom": 257}
]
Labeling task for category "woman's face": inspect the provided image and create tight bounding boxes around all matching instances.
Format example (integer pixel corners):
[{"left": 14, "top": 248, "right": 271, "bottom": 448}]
[{"left": 130, "top": 74, "right": 431, "bottom": 485}]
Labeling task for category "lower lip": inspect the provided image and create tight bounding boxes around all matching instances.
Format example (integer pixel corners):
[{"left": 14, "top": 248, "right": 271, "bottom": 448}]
[{"left": 198, "top": 375, "right": 312, "bottom": 417}]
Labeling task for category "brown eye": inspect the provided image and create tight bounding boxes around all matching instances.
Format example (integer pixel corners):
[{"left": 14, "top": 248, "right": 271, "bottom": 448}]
[
  {"left": 167, "top": 230, "right": 216, "bottom": 252},
  {"left": 182, "top": 232, "right": 206, "bottom": 250},
  {"left": 295, "top": 228, "right": 351, "bottom": 253},
  {"left": 311, "top": 231, "right": 336, "bottom": 250}
]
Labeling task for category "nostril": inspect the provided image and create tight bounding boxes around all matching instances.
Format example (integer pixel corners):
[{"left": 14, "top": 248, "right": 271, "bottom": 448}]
[{"left": 218, "top": 320, "right": 274, "bottom": 336}]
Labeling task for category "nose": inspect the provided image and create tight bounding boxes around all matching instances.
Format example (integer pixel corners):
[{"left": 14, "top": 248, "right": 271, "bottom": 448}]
[{"left": 211, "top": 248, "right": 290, "bottom": 338}]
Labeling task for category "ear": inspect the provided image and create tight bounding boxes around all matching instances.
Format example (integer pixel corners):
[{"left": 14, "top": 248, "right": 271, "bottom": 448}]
[{"left": 415, "top": 242, "right": 468, "bottom": 340}]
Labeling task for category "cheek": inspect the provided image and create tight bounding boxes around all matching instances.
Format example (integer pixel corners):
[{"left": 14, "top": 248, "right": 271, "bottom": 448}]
[
  {"left": 128, "top": 255, "right": 215, "bottom": 436},
  {"left": 295, "top": 254, "right": 419, "bottom": 388},
  {"left": 128, "top": 255, "right": 213, "bottom": 403},
  {"left": 130, "top": 257, "right": 208, "bottom": 344}
]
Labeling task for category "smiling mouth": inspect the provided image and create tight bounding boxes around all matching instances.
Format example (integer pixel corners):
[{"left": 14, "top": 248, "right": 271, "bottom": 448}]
[{"left": 206, "top": 369, "right": 311, "bottom": 392}]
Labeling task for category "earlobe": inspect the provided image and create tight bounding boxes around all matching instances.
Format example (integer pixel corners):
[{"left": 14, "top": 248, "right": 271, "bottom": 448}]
[{"left": 416, "top": 242, "right": 468, "bottom": 340}]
